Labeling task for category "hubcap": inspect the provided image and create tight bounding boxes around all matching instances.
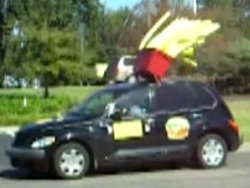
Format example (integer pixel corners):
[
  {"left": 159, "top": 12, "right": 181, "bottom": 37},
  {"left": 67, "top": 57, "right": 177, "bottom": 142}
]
[
  {"left": 59, "top": 148, "right": 85, "bottom": 177},
  {"left": 201, "top": 138, "right": 224, "bottom": 167}
]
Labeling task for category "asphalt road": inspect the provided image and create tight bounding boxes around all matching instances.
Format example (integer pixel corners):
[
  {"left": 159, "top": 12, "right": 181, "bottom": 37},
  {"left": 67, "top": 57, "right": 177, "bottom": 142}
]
[{"left": 0, "top": 134, "right": 249, "bottom": 188}]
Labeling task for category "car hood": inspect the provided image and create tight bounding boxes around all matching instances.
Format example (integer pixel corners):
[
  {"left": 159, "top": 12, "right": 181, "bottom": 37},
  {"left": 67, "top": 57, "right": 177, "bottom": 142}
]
[{"left": 19, "top": 115, "right": 92, "bottom": 135}]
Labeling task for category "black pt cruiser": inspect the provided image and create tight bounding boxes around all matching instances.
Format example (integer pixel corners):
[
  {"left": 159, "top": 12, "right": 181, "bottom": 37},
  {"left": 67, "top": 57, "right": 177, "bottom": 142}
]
[{"left": 6, "top": 81, "right": 242, "bottom": 179}]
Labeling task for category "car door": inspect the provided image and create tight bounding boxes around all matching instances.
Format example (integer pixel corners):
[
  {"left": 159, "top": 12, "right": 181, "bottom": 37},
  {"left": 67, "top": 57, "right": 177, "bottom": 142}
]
[
  {"left": 150, "top": 83, "right": 193, "bottom": 148},
  {"left": 109, "top": 86, "right": 160, "bottom": 160}
]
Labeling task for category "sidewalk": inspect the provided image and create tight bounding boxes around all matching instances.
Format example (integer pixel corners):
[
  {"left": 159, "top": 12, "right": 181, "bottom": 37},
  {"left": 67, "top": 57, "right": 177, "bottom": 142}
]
[
  {"left": 240, "top": 142, "right": 250, "bottom": 152},
  {"left": 0, "top": 126, "right": 250, "bottom": 152}
]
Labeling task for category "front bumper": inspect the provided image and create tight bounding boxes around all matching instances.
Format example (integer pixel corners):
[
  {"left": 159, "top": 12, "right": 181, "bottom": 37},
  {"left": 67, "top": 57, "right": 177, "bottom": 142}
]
[
  {"left": 6, "top": 147, "right": 46, "bottom": 160},
  {"left": 6, "top": 147, "right": 49, "bottom": 173}
]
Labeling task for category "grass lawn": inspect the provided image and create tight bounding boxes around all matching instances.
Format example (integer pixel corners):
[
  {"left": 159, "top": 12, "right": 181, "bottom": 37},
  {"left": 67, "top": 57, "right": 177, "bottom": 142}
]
[
  {"left": 0, "top": 86, "right": 102, "bottom": 101},
  {"left": 225, "top": 96, "right": 250, "bottom": 142},
  {"left": 0, "top": 86, "right": 249, "bottom": 141},
  {"left": 0, "top": 86, "right": 102, "bottom": 126}
]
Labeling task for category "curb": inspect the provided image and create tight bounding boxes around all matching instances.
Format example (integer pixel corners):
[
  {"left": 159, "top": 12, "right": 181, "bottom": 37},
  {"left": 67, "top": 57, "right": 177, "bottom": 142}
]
[
  {"left": 0, "top": 127, "right": 250, "bottom": 152},
  {"left": 239, "top": 143, "right": 250, "bottom": 152},
  {"left": 0, "top": 127, "right": 20, "bottom": 137}
]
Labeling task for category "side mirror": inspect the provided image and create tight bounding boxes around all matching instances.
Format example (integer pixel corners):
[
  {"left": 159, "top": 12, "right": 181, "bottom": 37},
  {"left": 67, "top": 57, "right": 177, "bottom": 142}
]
[
  {"left": 109, "top": 109, "right": 122, "bottom": 121},
  {"left": 106, "top": 103, "right": 121, "bottom": 121}
]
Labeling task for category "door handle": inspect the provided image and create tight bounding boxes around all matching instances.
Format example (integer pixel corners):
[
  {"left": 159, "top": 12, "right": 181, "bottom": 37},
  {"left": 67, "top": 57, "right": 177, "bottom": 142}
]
[
  {"left": 144, "top": 118, "right": 155, "bottom": 133},
  {"left": 99, "top": 121, "right": 113, "bottom": 135},
  {"left": 147, "top": 118, "right": 155, "bottom": 126}
]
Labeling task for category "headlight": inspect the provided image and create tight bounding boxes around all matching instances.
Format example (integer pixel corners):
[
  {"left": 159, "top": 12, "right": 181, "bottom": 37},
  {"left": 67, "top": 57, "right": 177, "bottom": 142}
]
[{"left": 31, "top": 136, "right": 56, "bottom": 149}]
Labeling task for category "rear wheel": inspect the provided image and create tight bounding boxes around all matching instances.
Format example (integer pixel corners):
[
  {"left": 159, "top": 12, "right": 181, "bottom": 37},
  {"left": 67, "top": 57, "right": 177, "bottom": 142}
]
[
  {"left": 52, "top": 142, "right": 90, "bottom": 179},
  {"left": 196, "top": 134, "right": 227, "bottom": 169}
]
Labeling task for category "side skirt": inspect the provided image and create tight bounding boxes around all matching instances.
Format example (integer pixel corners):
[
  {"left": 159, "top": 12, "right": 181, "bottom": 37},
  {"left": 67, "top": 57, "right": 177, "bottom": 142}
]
[{"left": 109, "top": 145, "right": 190, "bottom": 162}]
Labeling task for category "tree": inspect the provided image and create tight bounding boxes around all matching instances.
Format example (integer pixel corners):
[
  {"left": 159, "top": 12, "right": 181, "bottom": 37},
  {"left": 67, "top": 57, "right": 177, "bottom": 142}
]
[
  {"left": 99, "top": 7, "right": 136, "bottom": 59},
  {"left": 191, "top": 0, "right": 250, "bottom": 93},
  {"left": 0, "top": 0, "right": 18, "bottom": 87},
  {"left": 0, "top": 1, "right": 4, "bottom": 63},
  {"left": 77, "top": 0, "right": 106, "bottom": 63},
  {"left": 1, "top": 0, "right": 104, "bottom": 96},
  {"left": 12, "top": 0, "right": 76, "bottom": 97},
  {"left": 0, "top": 4, "right": 5, "bottom": 85}
]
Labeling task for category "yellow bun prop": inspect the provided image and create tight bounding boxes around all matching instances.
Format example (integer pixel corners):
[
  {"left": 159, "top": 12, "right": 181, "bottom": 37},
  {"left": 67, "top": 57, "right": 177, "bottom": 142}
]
[
  {"left": 146, "top": 18, "right": 191, "bottom": 52},
  {"left": 145, "top": 19, "right": 220, "bottom": 58},
  {"left": 182, "top": 57, "right": 198, "bottom": 67},
  {"left": 182, "top": 47, "right": 194, "bottom": 58},
  {"left": 139, "top": 11, "right": 171, "bottom": 50},
  {"left": 137, "top": 14, "right": 220, "bottom": 78}
]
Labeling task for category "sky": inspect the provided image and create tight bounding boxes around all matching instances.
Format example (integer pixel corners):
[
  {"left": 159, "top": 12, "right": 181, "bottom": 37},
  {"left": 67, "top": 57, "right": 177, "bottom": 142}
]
[{"left": 101, "top": 0, "right": 140, "bottom": 10}]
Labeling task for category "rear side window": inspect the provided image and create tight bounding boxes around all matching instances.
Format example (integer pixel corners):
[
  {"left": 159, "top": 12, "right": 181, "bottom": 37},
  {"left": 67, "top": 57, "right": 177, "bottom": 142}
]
[
  {"left": 207, "top": 86, "right": 233, "bottom": 119},
  {"left": 190, "top": 82, "right": 216, "bottom": 109},
  {"left": 152, "top": 82, "right": 216, "bottom": 114}
]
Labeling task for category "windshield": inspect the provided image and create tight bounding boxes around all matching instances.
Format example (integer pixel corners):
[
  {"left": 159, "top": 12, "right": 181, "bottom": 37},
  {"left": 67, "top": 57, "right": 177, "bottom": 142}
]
[{"left": 67, "top": 89, "right": 120, "bottom": 120}]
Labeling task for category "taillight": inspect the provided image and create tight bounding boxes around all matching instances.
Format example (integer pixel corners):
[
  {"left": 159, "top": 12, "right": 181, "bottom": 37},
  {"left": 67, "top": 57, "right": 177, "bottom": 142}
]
[{"left": 228, "top": 119, "right": 240, "bottom": 133}]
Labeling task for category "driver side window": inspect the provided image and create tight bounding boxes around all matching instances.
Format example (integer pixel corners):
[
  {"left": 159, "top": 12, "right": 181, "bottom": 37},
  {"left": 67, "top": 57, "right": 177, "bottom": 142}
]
[
  {"left": 115, "top": 87, "right": 154, "bottom": 119},
  {"left": 84, "top": 92, "right": 114, "bottom": 118}
]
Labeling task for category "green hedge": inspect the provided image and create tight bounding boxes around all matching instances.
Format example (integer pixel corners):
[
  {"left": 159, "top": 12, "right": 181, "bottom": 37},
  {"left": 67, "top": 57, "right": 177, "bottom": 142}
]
[
  {"left": 0, "top": 94, "right": 74, "bottom": 126},
  {"left": 0, "top": 87, "right": 102, "bottom": 126}
]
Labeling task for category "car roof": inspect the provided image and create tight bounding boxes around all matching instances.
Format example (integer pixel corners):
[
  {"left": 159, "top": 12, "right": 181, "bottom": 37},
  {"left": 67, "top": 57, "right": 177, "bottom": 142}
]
[
  {"left": 99, "top": 80, "right": 228, "bottom": 117},
  {"left": 105, "top": 82, "right": 147, "bottom": 92},
  {"left": 104, "top": 80, "right": 210, "bottom": 92}
]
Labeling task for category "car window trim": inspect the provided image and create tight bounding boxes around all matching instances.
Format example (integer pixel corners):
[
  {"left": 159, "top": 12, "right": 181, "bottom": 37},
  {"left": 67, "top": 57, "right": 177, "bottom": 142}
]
[{"left": 149, "top": 86, "right": 218, "bottom": 117}]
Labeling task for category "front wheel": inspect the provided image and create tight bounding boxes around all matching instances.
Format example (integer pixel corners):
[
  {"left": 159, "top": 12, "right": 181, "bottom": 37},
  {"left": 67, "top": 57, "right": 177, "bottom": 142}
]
[
  {"left": 52, "top": 142, "right": 90, "bottom": 179},
  {"left": 196, "top": 134, "right": 227, "bottom": 169}
]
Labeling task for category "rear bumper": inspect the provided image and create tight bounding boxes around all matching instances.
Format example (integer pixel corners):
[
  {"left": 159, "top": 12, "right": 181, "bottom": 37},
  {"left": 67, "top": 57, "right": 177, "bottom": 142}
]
[
  {"left": 228, "top": 133, "right": 243, "bottom": 152},
  {"left": 6, "top": 147, "right": 45, "bottom": 160}
]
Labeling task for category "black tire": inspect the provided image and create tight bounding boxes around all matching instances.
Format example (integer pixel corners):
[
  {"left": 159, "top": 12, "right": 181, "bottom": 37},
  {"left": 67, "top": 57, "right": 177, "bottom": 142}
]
[
  {"left": 52, "top": 142, "right": 90, "bottom": 179},
  {"left": 196, "top": 134, "right": 227, "bottom": 169}
]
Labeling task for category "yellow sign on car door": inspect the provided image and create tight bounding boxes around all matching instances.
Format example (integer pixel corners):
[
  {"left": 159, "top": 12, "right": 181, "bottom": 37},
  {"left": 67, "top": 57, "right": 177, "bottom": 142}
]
[{"left": 113, "top": 120, "right": 143, "bottom": 141}]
